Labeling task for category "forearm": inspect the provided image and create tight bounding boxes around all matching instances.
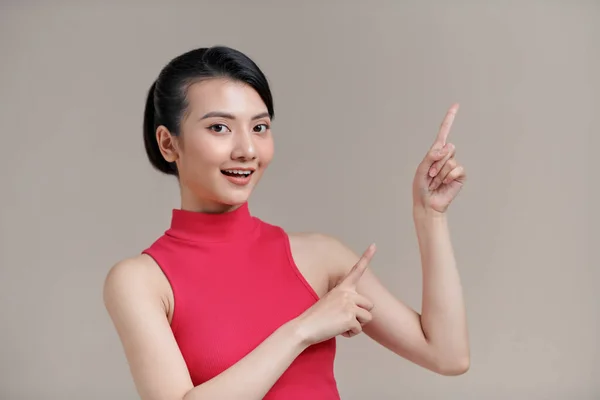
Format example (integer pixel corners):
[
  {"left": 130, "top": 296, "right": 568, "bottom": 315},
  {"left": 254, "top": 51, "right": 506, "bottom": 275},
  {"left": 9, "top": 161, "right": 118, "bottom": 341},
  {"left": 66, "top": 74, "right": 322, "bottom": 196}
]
[
  {"left": 413, "top": 207, "right": 469, "bottom": 370},
  {"left": 183, "top": 321, "right": 307, "bottom": 400}
]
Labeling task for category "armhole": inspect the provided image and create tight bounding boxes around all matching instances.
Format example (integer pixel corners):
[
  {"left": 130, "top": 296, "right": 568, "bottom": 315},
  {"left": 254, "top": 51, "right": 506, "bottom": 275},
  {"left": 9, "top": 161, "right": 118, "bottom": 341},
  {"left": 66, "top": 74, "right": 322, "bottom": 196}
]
[
  {"left": 141, "top": 250, "right": 182, "bottom": 333},
  {"left": 278, "top": 228, "right": 321, "bottom": 301}
]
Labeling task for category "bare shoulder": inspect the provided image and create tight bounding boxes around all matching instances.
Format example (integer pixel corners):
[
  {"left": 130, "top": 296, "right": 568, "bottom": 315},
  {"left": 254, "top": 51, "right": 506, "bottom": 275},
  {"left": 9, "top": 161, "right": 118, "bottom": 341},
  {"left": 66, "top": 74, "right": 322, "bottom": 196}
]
[
  {"left": 103, "top": 255, "right": 193, "bottom": 399},
  {"left": 103, "top": 254, "right": 172, "bottom": 320},
  {"left": 289, "top": 230, "right": 353, "bottom": 252},
  {"left": 287, "top": 232, "right": 360, "bottom": 290},
  {"left": 287, "top": 232, "right": 335, "bottom": 254}
]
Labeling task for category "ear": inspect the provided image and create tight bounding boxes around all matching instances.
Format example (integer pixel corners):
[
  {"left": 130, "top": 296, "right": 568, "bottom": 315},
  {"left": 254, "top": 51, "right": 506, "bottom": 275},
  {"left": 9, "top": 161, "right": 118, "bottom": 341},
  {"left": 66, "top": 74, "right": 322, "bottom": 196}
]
[{"left": 156, "top": 126, "right": 180, "bottom": 163}]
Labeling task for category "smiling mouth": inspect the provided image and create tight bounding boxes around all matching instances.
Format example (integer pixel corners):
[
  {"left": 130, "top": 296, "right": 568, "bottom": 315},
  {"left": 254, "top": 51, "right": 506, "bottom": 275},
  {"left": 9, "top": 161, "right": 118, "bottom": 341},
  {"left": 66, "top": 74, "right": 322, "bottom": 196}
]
[{"left": 221, "top": 169, "right": 254, "bottom": 177}]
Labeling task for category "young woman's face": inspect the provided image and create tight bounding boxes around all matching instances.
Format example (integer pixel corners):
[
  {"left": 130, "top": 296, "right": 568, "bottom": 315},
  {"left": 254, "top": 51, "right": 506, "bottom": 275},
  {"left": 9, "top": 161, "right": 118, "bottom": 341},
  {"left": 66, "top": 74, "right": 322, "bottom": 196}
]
[{"left": 160, "top": 78, "right": 274, "bottom": 212}]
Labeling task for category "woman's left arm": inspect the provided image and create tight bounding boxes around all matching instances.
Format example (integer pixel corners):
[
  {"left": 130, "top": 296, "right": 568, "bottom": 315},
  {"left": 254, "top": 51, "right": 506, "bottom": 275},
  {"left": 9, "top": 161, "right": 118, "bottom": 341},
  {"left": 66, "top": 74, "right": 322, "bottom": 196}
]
[{"left": 324, "top": 104, "right": 470, "bottom": 376}]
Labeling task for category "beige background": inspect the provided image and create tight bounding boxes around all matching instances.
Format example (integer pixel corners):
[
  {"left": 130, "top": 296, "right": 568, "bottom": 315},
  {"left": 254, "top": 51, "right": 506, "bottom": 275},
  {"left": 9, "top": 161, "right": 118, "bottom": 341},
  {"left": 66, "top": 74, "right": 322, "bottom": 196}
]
[{"left": 1, "top": 1, "right": 597, "bottom": 399}]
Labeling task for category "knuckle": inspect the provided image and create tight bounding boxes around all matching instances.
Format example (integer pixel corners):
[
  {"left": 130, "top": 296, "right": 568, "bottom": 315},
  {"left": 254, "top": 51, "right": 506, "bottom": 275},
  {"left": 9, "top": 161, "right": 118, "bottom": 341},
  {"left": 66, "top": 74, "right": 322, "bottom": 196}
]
[
  {"left": 343, "top": 299, "right": 354, "bottom": 310},
  {"left": 344, "top": 311, "right": 355, "bottom": 322},
  {"left": 338, "top": 290, "right": 352, "bottom": 305}
]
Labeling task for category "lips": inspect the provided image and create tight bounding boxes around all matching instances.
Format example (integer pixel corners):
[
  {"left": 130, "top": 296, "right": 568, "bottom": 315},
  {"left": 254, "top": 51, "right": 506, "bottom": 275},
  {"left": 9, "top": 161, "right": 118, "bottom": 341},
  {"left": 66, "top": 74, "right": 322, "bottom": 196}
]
[{"left": 220, "top": 169, "right": 255, "bottom": 186}]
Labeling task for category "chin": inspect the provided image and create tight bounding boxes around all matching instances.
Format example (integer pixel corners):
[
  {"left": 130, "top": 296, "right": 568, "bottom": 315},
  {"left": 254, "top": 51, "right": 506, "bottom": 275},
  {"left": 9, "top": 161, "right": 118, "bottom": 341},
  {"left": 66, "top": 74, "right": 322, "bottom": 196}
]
[
  {"left": 217, "top": 188, "right": 253, "bottom": 207},
  {"left": 215, "top": 173, "right": 262, "bottom": 206}
]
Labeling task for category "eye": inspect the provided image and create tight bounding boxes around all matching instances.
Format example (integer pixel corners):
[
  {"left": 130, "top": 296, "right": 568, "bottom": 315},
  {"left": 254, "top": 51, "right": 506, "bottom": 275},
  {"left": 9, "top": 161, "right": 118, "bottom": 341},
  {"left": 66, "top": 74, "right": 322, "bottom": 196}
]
[
  {"left": 209, "top": 124, "right": 230, "bottom": 134},
  {"left": 253, "top": 124, "right": 270, "bottom": 133}
]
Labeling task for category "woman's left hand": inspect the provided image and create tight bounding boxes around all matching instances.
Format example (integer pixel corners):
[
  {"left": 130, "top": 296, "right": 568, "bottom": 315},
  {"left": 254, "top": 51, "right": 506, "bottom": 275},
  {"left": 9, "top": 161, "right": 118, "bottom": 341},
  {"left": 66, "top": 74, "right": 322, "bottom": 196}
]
[{"left": 412, "top": 104, "right": 467, "bottom": 214}]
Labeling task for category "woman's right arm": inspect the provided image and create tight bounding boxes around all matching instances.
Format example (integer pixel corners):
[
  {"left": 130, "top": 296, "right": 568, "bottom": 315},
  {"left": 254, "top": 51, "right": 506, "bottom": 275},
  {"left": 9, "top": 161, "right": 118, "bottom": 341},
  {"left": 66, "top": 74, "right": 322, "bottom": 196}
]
[
  {"left": 103, "top": 256, "right": 309, "bottom": 400},
  {"left": 103, "top": 246, "right": 375, "bottom": 400}
]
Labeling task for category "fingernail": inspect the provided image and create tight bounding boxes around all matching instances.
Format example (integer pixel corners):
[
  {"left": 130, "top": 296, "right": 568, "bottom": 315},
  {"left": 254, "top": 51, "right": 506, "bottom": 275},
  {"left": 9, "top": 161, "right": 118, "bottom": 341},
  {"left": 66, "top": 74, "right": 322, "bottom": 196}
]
[{"left": 429, "top": 168, "right": 437, "bottom": 177}]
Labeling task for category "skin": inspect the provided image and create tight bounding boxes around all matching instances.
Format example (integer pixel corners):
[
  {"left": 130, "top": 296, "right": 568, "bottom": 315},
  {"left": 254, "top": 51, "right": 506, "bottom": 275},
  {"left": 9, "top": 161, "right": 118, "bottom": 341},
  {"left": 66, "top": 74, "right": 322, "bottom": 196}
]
[{"left": 103, "top": 77, "right": 470, "bottom": 400}]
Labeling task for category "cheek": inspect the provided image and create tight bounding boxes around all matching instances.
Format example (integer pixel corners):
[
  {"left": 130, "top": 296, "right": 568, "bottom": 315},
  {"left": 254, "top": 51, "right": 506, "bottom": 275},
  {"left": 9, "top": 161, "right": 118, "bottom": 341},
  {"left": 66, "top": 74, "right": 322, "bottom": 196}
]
[
  {"left": 182, "top": 135, "right": 228, "bottom": 168},
  {"left": 257, "top": 137, "right": 274, "bottom": 166}
]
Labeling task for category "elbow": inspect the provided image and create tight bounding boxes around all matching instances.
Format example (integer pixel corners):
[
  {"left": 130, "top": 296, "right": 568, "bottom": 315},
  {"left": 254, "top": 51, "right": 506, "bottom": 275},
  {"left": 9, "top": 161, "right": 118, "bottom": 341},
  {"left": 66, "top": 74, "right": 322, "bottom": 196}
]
[{"left": 435, "top": 355, "right": 470, "bottom": 376}]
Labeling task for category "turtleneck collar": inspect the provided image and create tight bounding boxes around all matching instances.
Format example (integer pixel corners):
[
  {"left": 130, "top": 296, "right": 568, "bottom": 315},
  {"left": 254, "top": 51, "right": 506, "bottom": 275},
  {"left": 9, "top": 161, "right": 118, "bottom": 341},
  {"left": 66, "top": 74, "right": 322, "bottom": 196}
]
[{"left": 165, "top": 202, "right": 259, "bottom": 243}]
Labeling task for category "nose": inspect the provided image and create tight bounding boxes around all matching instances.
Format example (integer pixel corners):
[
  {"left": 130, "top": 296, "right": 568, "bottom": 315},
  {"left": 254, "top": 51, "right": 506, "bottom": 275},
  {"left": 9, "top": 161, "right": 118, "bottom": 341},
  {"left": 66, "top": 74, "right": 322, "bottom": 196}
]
[{"left": 231, "top": 130, "right": 257, "bottom": 161}]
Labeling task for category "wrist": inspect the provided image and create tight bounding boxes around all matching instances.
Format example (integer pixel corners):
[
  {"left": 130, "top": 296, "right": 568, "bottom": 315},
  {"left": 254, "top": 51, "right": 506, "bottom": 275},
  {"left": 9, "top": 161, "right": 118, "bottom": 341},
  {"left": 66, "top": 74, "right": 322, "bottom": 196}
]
[
  {"left": 281, "top": 318, "right": 312, "bottom": 351},
  {"left": 413, "top": 206, "right": 447, "bottom": 220}
]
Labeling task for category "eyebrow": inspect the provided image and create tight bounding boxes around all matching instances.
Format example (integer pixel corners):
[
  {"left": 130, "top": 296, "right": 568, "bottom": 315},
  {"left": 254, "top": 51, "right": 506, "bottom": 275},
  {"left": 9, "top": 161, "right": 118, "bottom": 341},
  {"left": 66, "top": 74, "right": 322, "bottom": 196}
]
[{"left": 199, "top": 111, "right": 270, "bottom": 121}]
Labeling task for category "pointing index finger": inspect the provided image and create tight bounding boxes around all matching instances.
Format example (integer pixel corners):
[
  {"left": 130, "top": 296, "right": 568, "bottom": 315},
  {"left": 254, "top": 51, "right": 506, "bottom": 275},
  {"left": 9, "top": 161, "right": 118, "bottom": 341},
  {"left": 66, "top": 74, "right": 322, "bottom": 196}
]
[
  {"left": 433, "top": 103, "right": 459, "bottom": 149},
  {"left": 339, "top": 243, "right": 376, "bottom": 288}
]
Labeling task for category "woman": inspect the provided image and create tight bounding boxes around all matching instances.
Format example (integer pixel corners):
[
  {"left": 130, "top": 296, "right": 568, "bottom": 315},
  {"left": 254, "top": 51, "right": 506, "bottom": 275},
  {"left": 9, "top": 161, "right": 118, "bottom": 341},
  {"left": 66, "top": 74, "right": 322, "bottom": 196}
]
[{"left": 103, "top": 45, "right": 470, "bottom": 400}]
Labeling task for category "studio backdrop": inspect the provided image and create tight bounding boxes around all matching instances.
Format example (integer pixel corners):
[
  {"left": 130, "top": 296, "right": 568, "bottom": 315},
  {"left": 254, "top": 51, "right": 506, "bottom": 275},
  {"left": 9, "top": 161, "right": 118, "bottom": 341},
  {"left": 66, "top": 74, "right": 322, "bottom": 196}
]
[{"left": 0, "top": 1, "right": 597, "bottom": 399}]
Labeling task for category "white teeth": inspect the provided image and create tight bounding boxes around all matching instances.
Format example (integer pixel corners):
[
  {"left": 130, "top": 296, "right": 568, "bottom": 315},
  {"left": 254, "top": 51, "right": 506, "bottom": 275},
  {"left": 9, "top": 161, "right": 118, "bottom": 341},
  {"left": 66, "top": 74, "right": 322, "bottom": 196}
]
[{"left": 225, "top": 170, "right": 251, "bottom": 175}]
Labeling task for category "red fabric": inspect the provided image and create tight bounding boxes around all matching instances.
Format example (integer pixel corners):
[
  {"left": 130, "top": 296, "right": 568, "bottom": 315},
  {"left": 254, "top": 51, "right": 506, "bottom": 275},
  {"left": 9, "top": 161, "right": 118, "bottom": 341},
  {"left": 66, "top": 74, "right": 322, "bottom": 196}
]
[{"left": 142, "top": 202, "right": 340, "bottom": 399}]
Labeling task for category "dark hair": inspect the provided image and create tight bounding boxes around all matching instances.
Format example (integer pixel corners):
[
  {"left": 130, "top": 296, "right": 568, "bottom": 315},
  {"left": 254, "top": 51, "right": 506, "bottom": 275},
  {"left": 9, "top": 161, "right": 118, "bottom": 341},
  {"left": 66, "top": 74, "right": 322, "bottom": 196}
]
[{"left": 143, "top": 46, "right": 275, "bottom": 176}]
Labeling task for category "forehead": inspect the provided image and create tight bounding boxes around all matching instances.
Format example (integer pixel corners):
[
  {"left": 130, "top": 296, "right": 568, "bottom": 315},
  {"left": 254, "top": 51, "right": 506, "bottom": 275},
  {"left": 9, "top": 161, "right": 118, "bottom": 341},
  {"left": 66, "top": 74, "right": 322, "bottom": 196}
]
[{"left": 185, "top": 78, "right": 267, "bottom": 118}]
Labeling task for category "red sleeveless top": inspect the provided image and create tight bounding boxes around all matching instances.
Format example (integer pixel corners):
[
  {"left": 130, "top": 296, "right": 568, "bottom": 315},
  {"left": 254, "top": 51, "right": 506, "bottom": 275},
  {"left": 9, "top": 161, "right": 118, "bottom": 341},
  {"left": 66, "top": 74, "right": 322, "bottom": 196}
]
[{"left": 142, "top": 202, "right": 340, "bottom": 399}]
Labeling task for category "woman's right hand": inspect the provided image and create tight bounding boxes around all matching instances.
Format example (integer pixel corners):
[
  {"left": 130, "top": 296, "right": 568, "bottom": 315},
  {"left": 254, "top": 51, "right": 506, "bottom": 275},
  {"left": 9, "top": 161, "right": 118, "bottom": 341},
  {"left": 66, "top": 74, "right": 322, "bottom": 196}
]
[{"left": 293, "top": 244, "right": 377, "bottom": 346}]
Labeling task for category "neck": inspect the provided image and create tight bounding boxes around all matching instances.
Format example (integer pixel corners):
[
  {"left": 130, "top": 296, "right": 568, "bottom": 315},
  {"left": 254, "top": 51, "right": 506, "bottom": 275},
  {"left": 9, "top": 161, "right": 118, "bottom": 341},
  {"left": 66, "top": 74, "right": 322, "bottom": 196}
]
[
  {"left": 181, "top": 201, "right": 245, "bottom": 214},
  {"left": 179, "top": 186, "right": 245, "bottom": 214}
]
